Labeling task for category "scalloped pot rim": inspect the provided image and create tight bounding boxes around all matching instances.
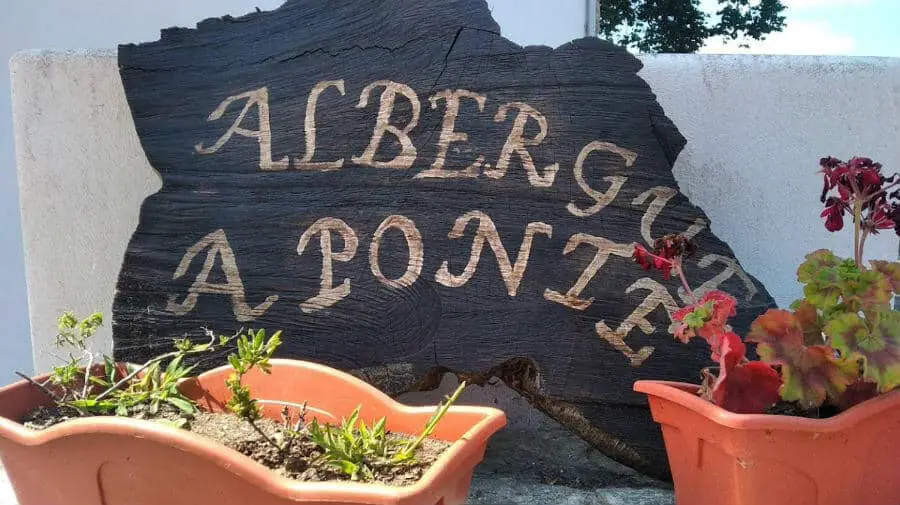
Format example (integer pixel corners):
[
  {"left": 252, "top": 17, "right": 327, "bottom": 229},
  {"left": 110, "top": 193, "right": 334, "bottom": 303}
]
[
  {"left": 0, "top": 359, "right": 507, "bottom": 502},
  {"left": 633, "top": 379, "right": 900, "bottom": 432}
]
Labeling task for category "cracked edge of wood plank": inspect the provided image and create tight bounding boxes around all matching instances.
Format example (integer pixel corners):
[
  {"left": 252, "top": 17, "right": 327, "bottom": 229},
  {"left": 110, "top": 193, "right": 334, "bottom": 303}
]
[{"left": 350, "top": 358, "right": 670, "bottom": 481}]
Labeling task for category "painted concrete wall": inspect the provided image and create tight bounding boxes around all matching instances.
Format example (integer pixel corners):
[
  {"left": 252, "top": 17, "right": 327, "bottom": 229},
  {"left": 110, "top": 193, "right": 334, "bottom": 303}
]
[
  {"left": 11, "top": 50, "right": 900, "bottom": 376},
  {"left": 0, "top": 0, "right": 586, "bottom": 384}
]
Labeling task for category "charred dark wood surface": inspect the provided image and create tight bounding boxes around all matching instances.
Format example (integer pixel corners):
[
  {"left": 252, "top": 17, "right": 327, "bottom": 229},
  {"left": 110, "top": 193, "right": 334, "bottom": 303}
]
[{"left": 113, "top": 0, "right": 775, "bottom": 478}]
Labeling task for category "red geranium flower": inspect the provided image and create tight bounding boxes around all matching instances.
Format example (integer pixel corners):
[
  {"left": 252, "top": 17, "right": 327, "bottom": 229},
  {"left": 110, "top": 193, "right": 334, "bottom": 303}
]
[
  {"left": 865, "top": 198, "right": 895, "bottom": 234},
  {"left": 632, "top": 234, "right": 697, "bottom": 281},
  {"left": 820, "top": 197, "right": 847, "bottom": 232},
  {"left": 848, "top": 157, "right": 883, "bottom": 192},
  {"left": 632, "top": 244, "right": 674, "bottom": 279}
]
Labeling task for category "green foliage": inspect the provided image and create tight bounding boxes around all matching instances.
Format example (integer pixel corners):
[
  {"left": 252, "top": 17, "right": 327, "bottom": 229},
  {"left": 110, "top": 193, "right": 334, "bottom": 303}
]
[
  {"left": 49, "top": 358, "right": 82, "bottom": 389},
  {"left": 31, "top": 315, "right": 463, "bottom": 482},
  {"left": 595, "top": 0, "right": 787, "bottom": 54},
  {"left": 796, "top": 250, "right": 900, "bottom": 395},
  {"left": 747, "top": 309, "right": 858, "bottom": 409},
  {"left": 224, "top": 329, "right": 282, "bottom": 422},
  {"left": 748, "top": 251, "right": 900, "bottom": 406},
  {"left": 825, "top": 311, "right": 900, "bottom": 393},
  {"left": 797, "top": 250, "right": 892, "bottom": 314},
  {"left": 680, "top": 301, "right": 714, "bottom": 330},
  {"left": 48, "top": 311, "right": 104, "bottom": 394},
  {"left": 54, "top": 311, "right": 103, "bottom": 349},
  {"left": 308, "top": 382, "right": 467, "bottom": 481},
  {"left": 26, "top": 311, "right": 232, "bottom": 421},
  {"left": 102, "top": 354, "right": 199, "bottom": 416},
  {"left": 225, "top": 374, "right": 259, "bottom": 420},
  {"left": 228, "top": 328, "right": 282, "bottom": 375},
  {"left": 308, "top": 407, "right": 394, "bottom": 481}
]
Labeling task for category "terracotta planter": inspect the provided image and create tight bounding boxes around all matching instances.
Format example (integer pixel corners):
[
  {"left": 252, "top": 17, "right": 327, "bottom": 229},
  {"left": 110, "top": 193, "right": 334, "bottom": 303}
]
[
  {"left": 0, "top": 359, "right": 506, "bottom": 505},
  {"left": 634, "top": 380, "right": 900, "bottom": 505}
]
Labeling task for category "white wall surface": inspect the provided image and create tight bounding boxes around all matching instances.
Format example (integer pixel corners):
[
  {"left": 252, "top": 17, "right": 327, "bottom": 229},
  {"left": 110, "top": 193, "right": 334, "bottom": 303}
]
[
  {"left": 645, "top": 55, "right": 900, "bottom": 304},
  {"left": 11, "top": 50, "right": 899, "bottom": 375},
  {"left": 0, "top": 0, "right": 587, "bottom": 384}
]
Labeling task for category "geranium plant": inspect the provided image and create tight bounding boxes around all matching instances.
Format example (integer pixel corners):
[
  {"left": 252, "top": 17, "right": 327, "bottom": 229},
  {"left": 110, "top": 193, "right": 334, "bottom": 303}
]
[{"left": 633, "top": 156, "right": 900, "bottom": 414}]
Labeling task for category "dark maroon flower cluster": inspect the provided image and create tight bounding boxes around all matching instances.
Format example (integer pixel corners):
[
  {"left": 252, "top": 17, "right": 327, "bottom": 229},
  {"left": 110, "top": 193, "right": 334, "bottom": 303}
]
[
  {"left": 632, "top": 234, "right": 696, "bottom": 279},
  {"left": 654, "top": 233, "right": 697, "bottom": 259},
  {"left": 819, "top": 156, "right": 900, "bottom": 235}
]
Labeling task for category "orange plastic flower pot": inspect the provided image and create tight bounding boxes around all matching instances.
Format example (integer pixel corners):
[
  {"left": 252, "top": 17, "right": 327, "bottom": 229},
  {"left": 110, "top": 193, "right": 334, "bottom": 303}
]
[
  {"left": 0, "top": 359, "right": 506, "bottom": 505},
  {"left": 635, "top": 380, "right": 900, "bottom": 505}
]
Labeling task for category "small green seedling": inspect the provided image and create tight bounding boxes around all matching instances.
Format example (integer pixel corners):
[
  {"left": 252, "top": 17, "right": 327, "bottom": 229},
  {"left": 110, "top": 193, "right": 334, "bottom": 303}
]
[
  {"left": 393, "top": 380, "right": 467, "bottom": 463},
  {"left": 308, "top": 381, "right": 467, "bottom": 481},
  {"left": 224, "top": 328, "right": 286, "bottom": 449},
  {"left": 307, "top": 406, "right": 393, "bottom": 481}
]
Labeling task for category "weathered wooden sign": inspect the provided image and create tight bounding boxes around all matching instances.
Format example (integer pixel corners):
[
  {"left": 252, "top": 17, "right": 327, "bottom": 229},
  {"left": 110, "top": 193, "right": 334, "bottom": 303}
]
[{"left": 112, "top": 0, "right": 774, "bottom": 478}]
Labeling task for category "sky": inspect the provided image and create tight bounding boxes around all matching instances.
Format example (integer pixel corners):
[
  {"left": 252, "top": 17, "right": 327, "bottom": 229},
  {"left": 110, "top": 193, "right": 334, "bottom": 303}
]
[{"left": 699, "top": 0, "right": 900, "bottom": 57}]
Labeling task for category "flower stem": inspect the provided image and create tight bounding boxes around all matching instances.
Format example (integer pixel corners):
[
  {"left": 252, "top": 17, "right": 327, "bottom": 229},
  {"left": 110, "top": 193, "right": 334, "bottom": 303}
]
[
  {"left": 853, "top": 199, "right": 862, "bottom": 269},
  {"left": 395, "top": 381, "right": 466, "bottom": 462},
  {"left": 674, "top": 260, "right": 696, "bottom": 303},
  {"left": 95, "top": 331, "right": 217, "bottom": 401},
  {"left": 249, "top": 418, "right": 284, "bottom": 452},
  {"left": 15, "top": 371, "right": 64, "bottom": 403},
  {"left": 81, "top": 351, "right": 94, "bottom": 400},
  {"left": 859, "top": 229, "right": 869, "bottom": 268}
]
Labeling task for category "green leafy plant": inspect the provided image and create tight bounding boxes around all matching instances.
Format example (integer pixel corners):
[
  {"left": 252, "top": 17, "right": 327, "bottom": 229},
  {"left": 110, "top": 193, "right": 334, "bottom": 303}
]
[
  {"left": 308, "top": 382, "right": 466, "bottom": 481},
  {"left": 224, "top": 328, "right": 286, "bottom": 448},
  {"left": 17, "top": 311, "right": 228, "bottom": 420},
  {"left": 632, "top": 156, "right": 900, "bottom": 414},
  {"left": 307, "top": 406, "right": 393, "bottom": 481},
  {"left": 22, "top": 317, "right": 468, "bottom": 481}
]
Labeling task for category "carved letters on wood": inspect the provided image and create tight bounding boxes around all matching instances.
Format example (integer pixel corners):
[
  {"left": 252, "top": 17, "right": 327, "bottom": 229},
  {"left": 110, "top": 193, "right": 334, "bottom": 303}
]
[{"left": 113, "top": 0, "right": 775, "bottom": 478}]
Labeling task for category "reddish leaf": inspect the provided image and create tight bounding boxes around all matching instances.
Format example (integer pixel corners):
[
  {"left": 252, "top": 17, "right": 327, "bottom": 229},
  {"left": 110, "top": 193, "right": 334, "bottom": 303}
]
[
  {"left": 843, "top": 269, "right": 892, "bottom": 312},
  {"left": 709, "top": 332, "right": 781, "bottom": 414},
  {"left": 747, "top": 309, "right": 858, "bottom": 408},
  {"left": 632, "top": 244, "right": 673, "bottom": 279},
  {"left": 834, "top": 379, "right": 878, "bottom": 411},
  {"left": 671, "top": 290, "right": 737, "bottom": 360},
  {"left": 793, "top": 300, "right": 825, "bottom": 346},
  {"left": 869, "top": 259, "right": 900, "bottom": 293}
]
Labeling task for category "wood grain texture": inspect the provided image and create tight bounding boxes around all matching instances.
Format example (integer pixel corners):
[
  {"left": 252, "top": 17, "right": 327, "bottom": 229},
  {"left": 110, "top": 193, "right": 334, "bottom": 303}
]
[{"left": 113, "top": 0, "right": 775, "bottom": 478}]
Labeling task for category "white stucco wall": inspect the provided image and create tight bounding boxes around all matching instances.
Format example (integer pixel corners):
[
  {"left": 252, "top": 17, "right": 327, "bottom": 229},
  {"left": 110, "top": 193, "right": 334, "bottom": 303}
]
[
  {"left": 0, "top": 0, "right": 587, "bottom": 384},
  {"left": 11, "top": 50, "right": 899, "bottom": 375}
]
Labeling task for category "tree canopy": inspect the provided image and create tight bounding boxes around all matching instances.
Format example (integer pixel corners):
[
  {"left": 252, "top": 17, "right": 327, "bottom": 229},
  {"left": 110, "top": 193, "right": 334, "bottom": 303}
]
[{"left": 596, "top": 0, "right": 787, "bottom": 53}]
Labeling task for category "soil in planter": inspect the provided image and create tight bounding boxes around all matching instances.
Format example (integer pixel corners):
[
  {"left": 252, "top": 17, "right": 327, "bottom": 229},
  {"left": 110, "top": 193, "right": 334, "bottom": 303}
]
[
  {"left": 20, "top": 406, "right": 450, "bottom": 486},
  {"left": 764, "top": 401, "right": 840, "bottom": 418}
]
